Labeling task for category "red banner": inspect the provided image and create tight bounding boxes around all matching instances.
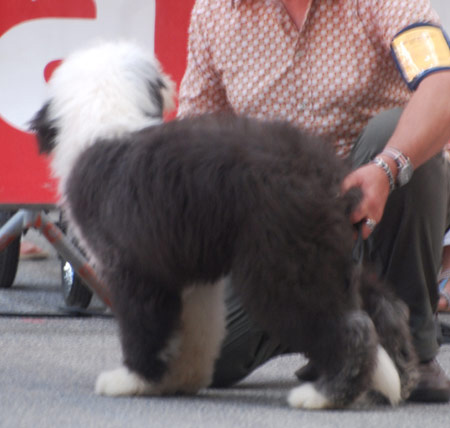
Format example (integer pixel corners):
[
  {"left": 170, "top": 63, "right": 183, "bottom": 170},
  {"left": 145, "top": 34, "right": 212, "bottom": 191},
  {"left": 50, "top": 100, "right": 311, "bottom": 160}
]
[{"left": 0, "top": 0, "right": 195, "bottom": 205}]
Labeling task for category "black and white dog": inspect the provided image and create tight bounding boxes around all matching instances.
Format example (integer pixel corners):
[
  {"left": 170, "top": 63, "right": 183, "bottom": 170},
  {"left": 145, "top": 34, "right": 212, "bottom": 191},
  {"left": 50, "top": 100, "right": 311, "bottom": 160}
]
[{"left": 31, "top": 42, "right": 418, "bottom": 409}]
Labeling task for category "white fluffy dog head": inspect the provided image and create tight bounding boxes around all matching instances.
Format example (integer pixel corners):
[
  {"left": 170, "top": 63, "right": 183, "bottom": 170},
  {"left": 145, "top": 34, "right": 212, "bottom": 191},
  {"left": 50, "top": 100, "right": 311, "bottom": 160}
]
[{"left": 30, "top": 41, "right": 176, "bottom": 194}]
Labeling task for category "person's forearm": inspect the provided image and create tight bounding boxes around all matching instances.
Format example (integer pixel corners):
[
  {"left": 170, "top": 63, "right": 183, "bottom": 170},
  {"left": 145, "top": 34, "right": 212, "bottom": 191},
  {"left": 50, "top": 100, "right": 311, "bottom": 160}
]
[
  {"left": 344, "top": 71, "right": 450, "bottom": 237},
  {"left": 383, "top": 71, "right": 450, "bottom": 173}
]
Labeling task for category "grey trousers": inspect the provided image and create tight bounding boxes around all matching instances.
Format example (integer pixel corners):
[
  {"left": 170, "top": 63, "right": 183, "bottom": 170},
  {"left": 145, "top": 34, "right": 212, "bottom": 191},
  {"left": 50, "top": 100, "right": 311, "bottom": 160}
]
[{"left": 211, "top": 108, "right": 450, "bottom": 387}]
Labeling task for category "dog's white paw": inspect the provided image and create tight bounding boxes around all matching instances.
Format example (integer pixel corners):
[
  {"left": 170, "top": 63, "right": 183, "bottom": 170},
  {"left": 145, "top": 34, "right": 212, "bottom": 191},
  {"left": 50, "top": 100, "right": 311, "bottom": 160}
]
[
  {"left": 288, "top": 383, "right": 331, "bottom": 410},
  {"left": 95, "top": 366, "right": 154, "bottom": 397}
]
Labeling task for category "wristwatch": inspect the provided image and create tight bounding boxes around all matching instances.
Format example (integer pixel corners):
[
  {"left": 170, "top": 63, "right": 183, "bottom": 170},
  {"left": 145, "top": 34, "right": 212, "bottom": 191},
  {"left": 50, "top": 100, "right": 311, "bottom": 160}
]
[{"left": 380, "top": 148, "right": 414, "bottom": 187}]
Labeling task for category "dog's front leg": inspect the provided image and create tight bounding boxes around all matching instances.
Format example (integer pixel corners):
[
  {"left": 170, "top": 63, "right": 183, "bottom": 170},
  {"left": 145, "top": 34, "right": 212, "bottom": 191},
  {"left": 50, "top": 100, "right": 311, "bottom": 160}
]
[
  {"left": 96, "top": 277, "right": 226, "bottom": 397},
  {"left": 95, "top": 272, "right": 183, "bottom": 397}
]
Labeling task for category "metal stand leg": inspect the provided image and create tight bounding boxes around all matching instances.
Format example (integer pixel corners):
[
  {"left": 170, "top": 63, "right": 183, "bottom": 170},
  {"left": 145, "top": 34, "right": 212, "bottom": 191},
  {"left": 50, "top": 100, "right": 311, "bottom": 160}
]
[{"left": 0, "top": 209, "right": 111, "bottom": 307}]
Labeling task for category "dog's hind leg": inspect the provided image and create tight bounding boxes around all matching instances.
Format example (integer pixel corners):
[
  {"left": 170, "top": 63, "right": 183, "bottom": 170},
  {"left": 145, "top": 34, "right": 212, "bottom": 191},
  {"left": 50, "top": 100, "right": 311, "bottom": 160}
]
[
  {"left": 288, "top": 311, "right": 400, "bottom": 409},
  {"left": 360, "top": 270, "right": 419, "bottom": 400},
  {"left": 95, "top": 272, "right": 184, "bottom": 397}
]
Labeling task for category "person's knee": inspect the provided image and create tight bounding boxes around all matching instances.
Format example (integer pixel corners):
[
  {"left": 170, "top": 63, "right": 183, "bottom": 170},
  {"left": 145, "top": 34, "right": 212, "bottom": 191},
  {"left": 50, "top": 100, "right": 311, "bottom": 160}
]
[{"left": 351, "top": 108, "right": 403, "bottom": 168}]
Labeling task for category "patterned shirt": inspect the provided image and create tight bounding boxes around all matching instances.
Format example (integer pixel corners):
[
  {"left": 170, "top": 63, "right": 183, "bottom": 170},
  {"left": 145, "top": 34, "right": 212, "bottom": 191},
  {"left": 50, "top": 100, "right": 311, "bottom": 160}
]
[{"left": 178, "top": 0, "right": 440, "bottom": 157}]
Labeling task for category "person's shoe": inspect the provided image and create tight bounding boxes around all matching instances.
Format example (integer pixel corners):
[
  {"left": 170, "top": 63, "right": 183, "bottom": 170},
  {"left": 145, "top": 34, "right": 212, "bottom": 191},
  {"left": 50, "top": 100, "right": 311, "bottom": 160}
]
[
  {"left": 19, "top": 241, "right": 49, "bottom": 260},
  {"left": 407, "top": 359, "right": 450, "bottom": 402},
  {"left": 438, "top": 276, "right": 450, "bottom": 312}
]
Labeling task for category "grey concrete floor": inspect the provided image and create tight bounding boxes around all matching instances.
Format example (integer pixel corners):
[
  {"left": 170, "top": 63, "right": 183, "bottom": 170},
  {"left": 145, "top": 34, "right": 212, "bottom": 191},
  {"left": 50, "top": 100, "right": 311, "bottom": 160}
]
[{"left": 0, "top": 230, "right": 449, "bottom": 428}]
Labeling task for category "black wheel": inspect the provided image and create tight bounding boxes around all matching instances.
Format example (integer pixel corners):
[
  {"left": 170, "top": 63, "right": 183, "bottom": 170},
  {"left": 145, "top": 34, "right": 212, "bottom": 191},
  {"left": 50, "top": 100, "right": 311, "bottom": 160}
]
[
  {"left": 58, "top": 212, "right": 93, "bottom": 308},
  {"left": 61, "top": 259, "right": 93, "bottom": 308},
  {"left": 0, "top": 211, "right": 21, "bottom": 288}
]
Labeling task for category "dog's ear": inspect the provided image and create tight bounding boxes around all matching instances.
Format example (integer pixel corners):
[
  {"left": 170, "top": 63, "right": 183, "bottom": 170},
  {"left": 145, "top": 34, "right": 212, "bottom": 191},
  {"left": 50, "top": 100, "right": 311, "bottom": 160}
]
[
  {"left": 29, "top": 101, "right": 58, "bottom": 154},
  {"left": 159, "top": 73, "right": 176, "bottom": 114}
]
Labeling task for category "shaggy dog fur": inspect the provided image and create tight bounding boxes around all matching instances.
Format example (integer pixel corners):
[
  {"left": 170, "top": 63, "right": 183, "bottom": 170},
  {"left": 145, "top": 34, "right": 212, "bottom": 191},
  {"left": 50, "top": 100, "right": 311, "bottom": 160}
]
[{"left": 31, "top": 42, "right": 418, "bottom": 409}]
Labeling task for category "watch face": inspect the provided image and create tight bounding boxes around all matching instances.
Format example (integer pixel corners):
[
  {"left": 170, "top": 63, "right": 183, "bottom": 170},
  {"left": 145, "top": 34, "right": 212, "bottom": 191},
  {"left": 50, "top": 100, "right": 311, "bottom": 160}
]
[{"left": 397, "top": 162, "right": 413, "bottom": 186}]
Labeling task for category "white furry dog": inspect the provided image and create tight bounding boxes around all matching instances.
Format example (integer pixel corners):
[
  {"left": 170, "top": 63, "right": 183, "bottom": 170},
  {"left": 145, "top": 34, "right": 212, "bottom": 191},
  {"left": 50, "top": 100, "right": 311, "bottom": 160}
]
[
  {"left": 45, "top": 42, "right": 175, "bottom": 196},
  {"left": 30, "top": 41, "right": 418, "bottom": 409}
]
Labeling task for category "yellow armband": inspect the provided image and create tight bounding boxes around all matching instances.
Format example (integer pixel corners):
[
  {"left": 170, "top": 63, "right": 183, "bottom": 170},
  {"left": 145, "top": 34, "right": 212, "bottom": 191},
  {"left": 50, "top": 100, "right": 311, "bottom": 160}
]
[{"left": 391, "top": 23, "right": 450, "bottom": 90}]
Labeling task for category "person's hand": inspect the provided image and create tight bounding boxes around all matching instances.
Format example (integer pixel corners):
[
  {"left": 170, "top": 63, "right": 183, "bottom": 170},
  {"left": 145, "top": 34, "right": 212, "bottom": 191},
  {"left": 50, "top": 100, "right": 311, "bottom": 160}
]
[{"left": 342, "top": 163, "right": 391, "bottom": 239}]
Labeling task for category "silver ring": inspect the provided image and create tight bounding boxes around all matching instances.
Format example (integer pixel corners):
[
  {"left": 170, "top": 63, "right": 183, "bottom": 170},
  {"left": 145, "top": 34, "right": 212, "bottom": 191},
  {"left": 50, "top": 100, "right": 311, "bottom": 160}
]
[{"left": 365, "top": 218, "right": 377, "bottom": 232}]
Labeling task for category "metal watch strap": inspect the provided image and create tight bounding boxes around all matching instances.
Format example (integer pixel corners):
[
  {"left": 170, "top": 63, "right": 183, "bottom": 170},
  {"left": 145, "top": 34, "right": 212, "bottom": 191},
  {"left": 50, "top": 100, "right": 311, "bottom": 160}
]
[
  {"left": 371, "top": 156, "right": 395, "bottom": 192},
  {"left": 382, "top": 147, "right": 407, "bottom": 164},
  {"left": 380, "top": 147, "right": 414, "bottom": 187}
]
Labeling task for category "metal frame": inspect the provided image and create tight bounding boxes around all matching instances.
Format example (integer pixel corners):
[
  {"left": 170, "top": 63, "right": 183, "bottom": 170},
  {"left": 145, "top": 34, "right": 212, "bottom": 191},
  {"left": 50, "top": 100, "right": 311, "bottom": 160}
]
[{"left": 0, "top": 208, "right": 111, "bottom": 307}]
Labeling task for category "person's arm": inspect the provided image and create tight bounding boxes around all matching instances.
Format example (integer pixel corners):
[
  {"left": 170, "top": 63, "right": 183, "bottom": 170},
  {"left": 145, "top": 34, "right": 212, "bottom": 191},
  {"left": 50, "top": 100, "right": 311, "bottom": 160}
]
[
  {"left": 387, "top": 71, "right": 450, "bottom": 167},
  {"left": 342, "top": 71, "right": 450, "bottom": 238},
  {"left": 177, "top": 3, "right": 231, "bottom": 118}
]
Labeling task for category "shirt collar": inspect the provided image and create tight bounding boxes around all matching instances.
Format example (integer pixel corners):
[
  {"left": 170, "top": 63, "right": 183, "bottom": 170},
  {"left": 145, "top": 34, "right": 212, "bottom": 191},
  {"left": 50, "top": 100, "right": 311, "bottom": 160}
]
[
  {"left": 231, "top": 0, "right": 260, "bottom": 8},
  {"left": 231, "top": 1, "right": 313, "bottom": 12}
]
